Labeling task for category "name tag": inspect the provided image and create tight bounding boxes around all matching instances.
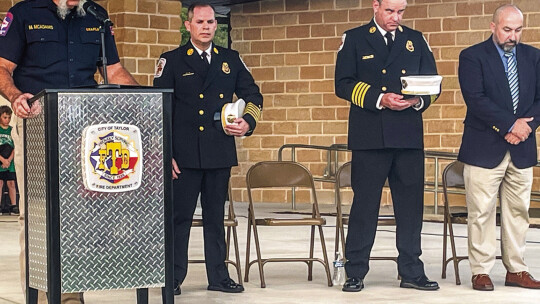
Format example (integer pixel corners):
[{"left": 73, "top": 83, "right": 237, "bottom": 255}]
[
  {"left": 362, "top": 55, "right": 374, "bottom": 60},
  {"left": 28, "top": 24, "right": 54, "bottom": 30},
  {"left": 182, "top": 72, "right": 194, "bottom": 77}
]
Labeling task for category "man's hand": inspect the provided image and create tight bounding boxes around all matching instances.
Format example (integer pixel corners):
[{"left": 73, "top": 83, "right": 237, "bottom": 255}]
[
  {"left": 380, "top": 93, "right": 417, "bottom": 111},
  {"left": 224, "top": 118, "right": 250, "bottom": 137},
  {"left": 172, "top": 158, "right": 181, "bottom": 180},
  {"left": 12, "top": 93, "right": 41, "bottom": 118},
  {"left": 505, "top": 132, "right": 521, "bottom": 145},
  {"left": 510, "top": 117, "right": 533, "bottom": 141}
]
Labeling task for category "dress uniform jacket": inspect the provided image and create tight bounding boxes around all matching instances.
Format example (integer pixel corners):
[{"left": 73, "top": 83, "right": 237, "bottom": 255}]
[
  {"left": 153, "top": 41, "right": 263, "bottom": 169},
  {"left": 0, "top": 0, "right": 119, "bottom": 94},
  {"left": 335, "top": 19, "right": 439, "bottom": 150},
  {"left": 458, "top": 37, "right": 540, "bottom": 169}
]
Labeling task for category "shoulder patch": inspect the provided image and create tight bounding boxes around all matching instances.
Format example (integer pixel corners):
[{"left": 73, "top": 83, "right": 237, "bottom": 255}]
[
  {"left": 338, "top": 33, "right": 346, "bottom": 52},
  {"left": 0, "top": 12, "right": 14, "bottom": 37},
  {"left": 154, "top": 58, "right": 166, "bottom": 78},
  {"left": 423, "top": 35, "right": 432, "bottom": 53}
]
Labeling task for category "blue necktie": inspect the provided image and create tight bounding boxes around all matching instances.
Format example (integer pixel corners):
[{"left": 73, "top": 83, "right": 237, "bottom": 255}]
[{"left": 505, "top": 52, "right": 519, "bottom": 114}]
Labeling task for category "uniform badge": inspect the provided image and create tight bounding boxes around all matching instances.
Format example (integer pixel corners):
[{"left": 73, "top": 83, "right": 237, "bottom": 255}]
[
  {"left": 362, "top": 55, "right": 374, "bottom": 60},
  {"left": 154, "top": 58, "right": 166, "bottom": 78},
  {"left": 398, "top": 25, "right": 403, "bottom": 33},
  {"left": 0, "top": 12, "right": 13, "bottom": 37},
  {"left": 182, "top": 72, "right": 194, "bottom": 77},
  {"left": 338, "top": 33, "right": 346, "bottom": 52},
  {"left": 406, "top": 40, "right": 414, "bottom": 52},
  {"left": 369, "top": 26, "right": 376, "bottom": 34},
  {"left": 213, "top": 47, "right": 219, "bottom": 54},
  {"left": 187, "top": 48, "right": 194, "bottom": 56},
  {"left": 222, "top": 62, "right": 231, "bottom": 74}
]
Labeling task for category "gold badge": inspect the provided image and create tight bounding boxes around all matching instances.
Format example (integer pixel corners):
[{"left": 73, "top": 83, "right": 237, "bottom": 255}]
[
  {"left": 213, "top": 47, "right": 219, "bottom": 54},
  {"left": 222, "top": 62, "right": 230, "bottom": 74},
  {"left": 362, "top": 55, "right": 374, "bottom": 60},
  {"left": 406, "top": 40, "right": 414, "bottom": 52},
  {"left": 398, "top": 25, "right": 403, "bottom": 32},
  {"left": 187, "top": 48, "right": 194, "bottom": 56},
  {"left": 369, "top": 26, "right": 376, "bottom": 34}
]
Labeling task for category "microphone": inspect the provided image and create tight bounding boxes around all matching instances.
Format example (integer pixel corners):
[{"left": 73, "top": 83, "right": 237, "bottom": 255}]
[{"left": 83, "top": 1, "right": 113, "bottom": 25}]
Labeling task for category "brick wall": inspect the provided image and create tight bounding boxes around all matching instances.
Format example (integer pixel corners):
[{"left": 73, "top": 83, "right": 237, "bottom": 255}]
[{"left": 228, "top": 0, "right": 540, "bottom": 207}]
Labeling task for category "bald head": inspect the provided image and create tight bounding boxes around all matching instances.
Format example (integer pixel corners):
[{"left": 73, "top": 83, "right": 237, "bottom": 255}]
[{"left": 493, "top": 4, "right": 522, "bottom": 24}]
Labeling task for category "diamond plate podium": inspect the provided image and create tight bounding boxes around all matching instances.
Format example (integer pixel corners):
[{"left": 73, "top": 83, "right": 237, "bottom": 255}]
[{"left": 24, "top": 89, "right": 173, "bottom": 304}]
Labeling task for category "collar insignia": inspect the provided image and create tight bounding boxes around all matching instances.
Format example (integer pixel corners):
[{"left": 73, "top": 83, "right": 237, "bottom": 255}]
[
  {"left": 187, "top": 48, "right": 194, "bottom": 56},
  {"left": 369, "top": 26, "right": 376, "bottom": 34}
]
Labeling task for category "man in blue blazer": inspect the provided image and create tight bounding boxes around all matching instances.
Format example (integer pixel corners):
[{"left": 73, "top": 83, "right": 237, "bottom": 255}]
[{"left": 458, "top": 4, "right": 540, "bottom": 291}]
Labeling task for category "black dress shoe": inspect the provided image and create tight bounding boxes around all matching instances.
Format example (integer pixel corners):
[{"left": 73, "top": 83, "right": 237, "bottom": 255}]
[
  {"left": 208, "top": 278, "right": 244, "bottom": 293},
  {"left": 400, "top": 275, "right": 439, "bottom": 290},
  {"left": 174, "top": 284, "right": 181, "bottom": 295},
  {"left": 342, "top": 277, "right": 364, "bottom": 292}
]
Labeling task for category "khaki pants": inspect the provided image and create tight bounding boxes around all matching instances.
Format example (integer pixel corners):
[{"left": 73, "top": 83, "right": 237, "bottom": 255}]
[
  {"left": 464, "top": 152, "right": 531, "bottom": 275},
  {"left": 13, "top": 115, "right": 84, "bottom": 304}
]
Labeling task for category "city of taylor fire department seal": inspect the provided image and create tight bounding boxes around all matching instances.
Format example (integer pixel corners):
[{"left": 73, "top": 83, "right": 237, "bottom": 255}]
[{"left": 82, "top": 124, "right": 143, "bottom": 193}]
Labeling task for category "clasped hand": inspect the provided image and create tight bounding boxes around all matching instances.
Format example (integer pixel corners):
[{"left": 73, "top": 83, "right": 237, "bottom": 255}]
[
  {"left": 380, "top": 93, "right": 419, "bottom": 111},
  {"left": 505, "top": 117, "right": 533, "bottom": 145}
]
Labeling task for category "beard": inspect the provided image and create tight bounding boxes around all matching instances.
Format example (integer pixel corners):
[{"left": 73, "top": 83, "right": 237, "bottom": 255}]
[
  {"left": 500, "top": 40, "right": 518, "bottom": 52},
  {"left": 57, "top": 0, "right": 88, "bottom": 20}
]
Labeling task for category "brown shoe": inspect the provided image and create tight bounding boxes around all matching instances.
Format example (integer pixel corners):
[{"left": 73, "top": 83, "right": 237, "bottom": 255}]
[
  {"left": 472, "top": 274, "right": 494, "bottom": 291},
  {"left": 505, "top": 271, "right": 540, "bottom": 289}
]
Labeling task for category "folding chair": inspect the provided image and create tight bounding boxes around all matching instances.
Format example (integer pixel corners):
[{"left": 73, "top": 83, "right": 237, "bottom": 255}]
[
  {"left": 188, "top": 184, "right": 242, "bottom": 285},
  {"left": 334, "top": 161, "right": 397, "bottom": 264},
  {"left": 244, "top": 161, "right": 332, "bottom": 288},
  {"left": 441, "top": 160, "right": 501, "bottom": 285}
]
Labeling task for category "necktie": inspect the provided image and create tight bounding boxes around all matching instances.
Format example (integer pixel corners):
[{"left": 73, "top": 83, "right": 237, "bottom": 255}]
[
  {"left": 385, "top": 32, "right": 394, "bottom": 52},
  {"left": 201, "top": 51, "right": 210, "bottom": 66},
  {"left": 504, "top": 52, "right": 519, "bottom": 114}
]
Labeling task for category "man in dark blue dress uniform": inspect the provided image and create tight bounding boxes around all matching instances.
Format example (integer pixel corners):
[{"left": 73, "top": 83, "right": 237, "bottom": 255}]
[
  {"left": 153, "top": 2, "right": 263, "bottom": 296},
  {"left": 335, "top": 0, "right": 440, "bottom": 292},
  {"left": 0, "top": 1, "right": 137, "bottom": 303}
]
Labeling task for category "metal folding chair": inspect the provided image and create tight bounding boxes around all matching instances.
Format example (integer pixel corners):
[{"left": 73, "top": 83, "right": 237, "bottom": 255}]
[{"left": 244, "top": 161, "right": 332, "bottom": 288}]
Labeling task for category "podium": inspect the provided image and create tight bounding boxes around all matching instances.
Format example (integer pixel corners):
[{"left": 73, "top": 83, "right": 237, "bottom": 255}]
[{"left": 24, "top": 89, "right": 173, "bottom": 304}]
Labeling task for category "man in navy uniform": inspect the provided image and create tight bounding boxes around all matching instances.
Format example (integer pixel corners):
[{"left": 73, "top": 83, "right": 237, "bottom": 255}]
[
  {"left": 458, "top": 4, "right": 540, "bottom": 291},
  {"left": 0, "top": 0, "right": 137, "bottom": 303},
  {"left": 153, "top": 2, "right": 262, "bottom": 295},
  {"left": 335, "top": 0, "right": 439, "bottom": 292}
]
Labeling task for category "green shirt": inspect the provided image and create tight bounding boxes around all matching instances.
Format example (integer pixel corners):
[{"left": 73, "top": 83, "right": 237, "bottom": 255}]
[{"left": 0, "top": 126, "right": 15, "bottom": 173}]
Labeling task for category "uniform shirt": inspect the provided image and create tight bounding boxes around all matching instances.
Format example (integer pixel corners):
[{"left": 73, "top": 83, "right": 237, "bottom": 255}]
[
  {"left": 335, "top": 19, "right": 439, "bottom": 150},
  {"left": 154, "top": 41, "right": 263, "bottom": 169},
  {"left": 0, "top": 0, "right": 120, "bottom": 94}
]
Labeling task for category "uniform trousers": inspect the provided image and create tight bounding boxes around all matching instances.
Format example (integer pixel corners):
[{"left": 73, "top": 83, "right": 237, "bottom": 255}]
[
  {"left": 173, "top": 167, "right": 231, "bottom": 286},
  {"left": 464, "top": 151, "right": 531, "bottom": 275},
  {"left": 13, "top": 115, "right": 83, "bottom": 304},
  {"left": 345, "top": 149, "right": 425, "bottom": 280}
]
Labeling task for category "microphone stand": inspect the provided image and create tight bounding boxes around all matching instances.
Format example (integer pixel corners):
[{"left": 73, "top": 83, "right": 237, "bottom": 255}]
[{"left": 97, "top": 19, "right": 119, "bottom": 89}]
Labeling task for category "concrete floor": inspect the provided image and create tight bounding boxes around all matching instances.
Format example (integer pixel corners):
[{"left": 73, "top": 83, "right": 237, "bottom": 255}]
[{"left": 1, "top": 203, "right": 540, "bottom": 304}]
